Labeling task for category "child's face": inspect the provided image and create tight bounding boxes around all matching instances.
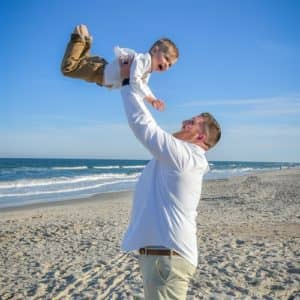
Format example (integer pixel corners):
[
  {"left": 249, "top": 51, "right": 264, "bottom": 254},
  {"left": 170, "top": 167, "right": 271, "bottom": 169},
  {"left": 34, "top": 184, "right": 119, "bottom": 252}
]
[{"left": 151, "top": 47, "right": 177, "bottom": 72}]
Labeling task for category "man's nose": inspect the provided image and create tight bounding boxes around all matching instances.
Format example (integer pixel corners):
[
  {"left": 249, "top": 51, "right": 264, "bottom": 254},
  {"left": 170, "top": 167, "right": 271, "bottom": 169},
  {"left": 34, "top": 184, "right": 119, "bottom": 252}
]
[{"left": 183, "top": 119, "right": 193, "bottom": 127}]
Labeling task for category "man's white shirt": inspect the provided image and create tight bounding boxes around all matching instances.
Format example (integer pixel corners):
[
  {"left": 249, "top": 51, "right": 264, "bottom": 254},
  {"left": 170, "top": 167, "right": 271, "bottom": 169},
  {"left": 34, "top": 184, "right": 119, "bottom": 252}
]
[{"left": 120, "top": 86, "right": 209, "bottom": 267}]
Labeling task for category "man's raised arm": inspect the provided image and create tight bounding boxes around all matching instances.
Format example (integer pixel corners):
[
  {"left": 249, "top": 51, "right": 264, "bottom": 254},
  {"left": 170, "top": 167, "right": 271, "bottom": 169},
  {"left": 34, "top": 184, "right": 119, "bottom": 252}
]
[{"left": 119, "top": 60, "right": 203, "bottom": 171}]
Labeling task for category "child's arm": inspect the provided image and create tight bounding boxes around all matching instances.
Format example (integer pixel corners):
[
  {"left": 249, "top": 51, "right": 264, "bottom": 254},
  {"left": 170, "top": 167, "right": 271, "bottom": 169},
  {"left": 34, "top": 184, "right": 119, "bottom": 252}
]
[{"left": 130, "top": 55, "right": 165, "bottom": 111}]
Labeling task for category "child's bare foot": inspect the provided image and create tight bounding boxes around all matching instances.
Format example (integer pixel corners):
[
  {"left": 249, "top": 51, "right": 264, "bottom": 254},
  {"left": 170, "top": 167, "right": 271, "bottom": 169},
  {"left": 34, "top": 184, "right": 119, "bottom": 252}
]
[{"left": 73, "top": 24, "right": 92, "bottom": 41}]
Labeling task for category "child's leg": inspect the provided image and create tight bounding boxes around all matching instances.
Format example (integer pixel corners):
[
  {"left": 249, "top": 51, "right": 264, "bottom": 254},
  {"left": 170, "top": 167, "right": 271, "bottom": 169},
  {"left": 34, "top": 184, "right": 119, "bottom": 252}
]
[{"left": 61, "top": 25, "right": 108, "bottom": 85}]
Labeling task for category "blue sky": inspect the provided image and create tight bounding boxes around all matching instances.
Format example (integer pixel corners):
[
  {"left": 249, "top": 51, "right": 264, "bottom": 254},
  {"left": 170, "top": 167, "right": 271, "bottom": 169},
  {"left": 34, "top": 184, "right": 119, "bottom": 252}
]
[{"left": 0, "top": 0, "right": 299, "bottom": 162}]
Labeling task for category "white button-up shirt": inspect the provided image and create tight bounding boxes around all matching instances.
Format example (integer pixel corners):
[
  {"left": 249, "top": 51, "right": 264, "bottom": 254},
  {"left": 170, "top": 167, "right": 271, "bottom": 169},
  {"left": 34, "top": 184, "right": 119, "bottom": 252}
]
[
  {"left": 104, "top": 47, "right": 155, "bottom": 100},
  {"left": 121, "top": 86, "right": 209, "bottom": 267}
]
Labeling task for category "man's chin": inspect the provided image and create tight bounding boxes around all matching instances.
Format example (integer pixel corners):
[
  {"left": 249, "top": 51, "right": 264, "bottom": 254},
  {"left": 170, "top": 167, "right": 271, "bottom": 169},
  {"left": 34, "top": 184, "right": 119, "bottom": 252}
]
[
  {"left": 173, "top": 131, "right": 191, "bottom": 141},
  {"left": 172, "top": 131, "right": 182, "bottom": 138}
]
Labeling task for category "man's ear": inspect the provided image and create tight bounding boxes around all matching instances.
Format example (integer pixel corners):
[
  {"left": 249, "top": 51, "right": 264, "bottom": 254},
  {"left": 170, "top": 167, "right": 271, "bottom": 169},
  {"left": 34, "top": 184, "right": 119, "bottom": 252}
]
[
  {"left": 197, "top": 134, "right": 210, "bottom": 150},
  {"left": 197, "top": 134, "right": 205, "bottom": 141}
]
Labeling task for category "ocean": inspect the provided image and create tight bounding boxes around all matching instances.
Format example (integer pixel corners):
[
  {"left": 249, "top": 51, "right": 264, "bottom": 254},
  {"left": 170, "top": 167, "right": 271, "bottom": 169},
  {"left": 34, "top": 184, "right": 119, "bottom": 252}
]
[{"left": 0, "top": 158, "right": 299, "bottom": 209}]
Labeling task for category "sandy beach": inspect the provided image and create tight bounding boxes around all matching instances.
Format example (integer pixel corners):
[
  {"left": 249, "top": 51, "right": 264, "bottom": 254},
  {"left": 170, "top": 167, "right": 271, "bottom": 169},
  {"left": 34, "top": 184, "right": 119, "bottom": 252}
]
[{"left": 0, "top": 168, "right": 299, "bottom": 299}]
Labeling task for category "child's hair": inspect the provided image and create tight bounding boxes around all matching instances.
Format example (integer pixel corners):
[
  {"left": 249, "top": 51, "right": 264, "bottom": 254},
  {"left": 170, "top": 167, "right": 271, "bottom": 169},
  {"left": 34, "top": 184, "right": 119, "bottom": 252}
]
[
  {"left": 150, "top": 38, "right": 179, "bottom": 60},
  {"left": 200, "top": 112, "right": 221, "bottom": 149}
]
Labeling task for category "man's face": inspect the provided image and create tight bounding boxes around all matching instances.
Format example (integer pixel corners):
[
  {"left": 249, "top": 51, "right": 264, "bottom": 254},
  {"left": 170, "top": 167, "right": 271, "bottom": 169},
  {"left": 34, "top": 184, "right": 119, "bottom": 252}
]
[{"left": 173, "top": 115, "right": 208, "bottom": 147}]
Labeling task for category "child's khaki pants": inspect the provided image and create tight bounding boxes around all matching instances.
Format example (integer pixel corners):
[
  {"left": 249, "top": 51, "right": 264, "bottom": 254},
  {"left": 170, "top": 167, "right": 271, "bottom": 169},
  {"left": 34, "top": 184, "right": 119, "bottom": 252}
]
[{"left": 61, "top": 33, "right": 107, "bottom": 85}]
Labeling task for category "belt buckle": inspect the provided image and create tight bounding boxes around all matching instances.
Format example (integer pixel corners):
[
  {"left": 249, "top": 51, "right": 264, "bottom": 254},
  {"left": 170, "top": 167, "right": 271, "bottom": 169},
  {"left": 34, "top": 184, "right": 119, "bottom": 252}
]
[
  {"left": 145, "top": 247, "right": 155, "bottom": 255},
  {"left": 140, "top": 247, "right": 178, "bottom": 256},
  {"left": 143, "top": 247, "right": 154, "bottom": 255}
]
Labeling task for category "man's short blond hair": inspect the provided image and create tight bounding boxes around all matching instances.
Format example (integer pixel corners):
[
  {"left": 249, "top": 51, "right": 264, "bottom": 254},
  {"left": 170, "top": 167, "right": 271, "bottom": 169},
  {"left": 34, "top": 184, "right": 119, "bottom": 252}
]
[
  {"left": 150, "top": 38, "right": 179, "bottom": 60},
  {"left": 200, "top": 112, "right": 221, "bottom": 149}
]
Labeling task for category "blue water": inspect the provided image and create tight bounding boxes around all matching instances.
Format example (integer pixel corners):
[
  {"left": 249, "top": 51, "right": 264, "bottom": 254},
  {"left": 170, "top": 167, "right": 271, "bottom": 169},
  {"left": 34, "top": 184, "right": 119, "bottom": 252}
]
[{"left": 0, "top": 158, "right": 299, "bottom": 208}]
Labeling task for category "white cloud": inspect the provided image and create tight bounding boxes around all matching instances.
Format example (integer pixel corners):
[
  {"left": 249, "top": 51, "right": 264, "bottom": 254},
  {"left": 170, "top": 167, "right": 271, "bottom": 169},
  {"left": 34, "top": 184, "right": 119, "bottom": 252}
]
[
  {"left": 0, "top": 123, "right": 150, "bottom": 159},
  {"left": 179, "top": 94, "right": 299, "bottom": 107},
  {"left": 178, "top": 95, "right": 300, "bottom": 119},
  {"left": 1, "top": 106, "right": 299, "bottom": 162},
  {"left": 226, "top": 124, "right": 300, "bottom": 138},
  {"left": 207, "top": 123, "right": 300, "bottom": 162}
]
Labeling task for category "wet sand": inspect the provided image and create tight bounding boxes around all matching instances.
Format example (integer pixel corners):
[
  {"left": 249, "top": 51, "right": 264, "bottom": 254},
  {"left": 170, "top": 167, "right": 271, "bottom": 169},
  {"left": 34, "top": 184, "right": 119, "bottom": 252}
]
[{"left": 0, "top": 168, "right": 299, "bottom": 299}]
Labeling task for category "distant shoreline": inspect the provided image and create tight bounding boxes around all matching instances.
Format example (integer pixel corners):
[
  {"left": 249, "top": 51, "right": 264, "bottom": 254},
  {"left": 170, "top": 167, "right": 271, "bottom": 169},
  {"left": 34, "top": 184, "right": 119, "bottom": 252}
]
[
  {"left": 1, "top": 158, "right": 299, "bottom": 210},
  {"left": 0, "top": 190, "right": 133, "bottom": 213},
  {"left": 1, "top": 167, "right": 299, "bottom": 212}
]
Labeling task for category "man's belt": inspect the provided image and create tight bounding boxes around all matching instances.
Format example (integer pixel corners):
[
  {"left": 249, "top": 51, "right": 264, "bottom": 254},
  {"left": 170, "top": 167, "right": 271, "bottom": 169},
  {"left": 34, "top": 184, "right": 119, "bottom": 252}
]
[{"left": 139, "top": 248, "right": 181, "bottom": 256}]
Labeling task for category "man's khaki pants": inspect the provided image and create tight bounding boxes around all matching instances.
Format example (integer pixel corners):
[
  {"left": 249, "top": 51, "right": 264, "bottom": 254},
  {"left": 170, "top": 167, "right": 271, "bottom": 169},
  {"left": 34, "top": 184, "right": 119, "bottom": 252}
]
[
  {"left": 139, "top": 254, "right": 196, "bottom": 300},
  {"left": 61, "top": 33, "right": 107, "bottom": 85}
]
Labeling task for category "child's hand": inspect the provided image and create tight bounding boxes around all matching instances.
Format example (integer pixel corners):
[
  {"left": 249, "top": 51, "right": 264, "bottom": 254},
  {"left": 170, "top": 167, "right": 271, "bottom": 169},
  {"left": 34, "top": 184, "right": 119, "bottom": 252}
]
[{"left": 151, "top": 99, "right": 165, "bottom": 111}]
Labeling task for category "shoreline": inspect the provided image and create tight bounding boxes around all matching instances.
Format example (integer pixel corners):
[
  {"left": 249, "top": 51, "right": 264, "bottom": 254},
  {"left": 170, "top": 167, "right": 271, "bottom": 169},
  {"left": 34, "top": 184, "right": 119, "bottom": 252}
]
[
  {"left": 0, "top": 168, "right": 299, "bottom": 299},
  {"left": 1, "top": 167, "right": 299, "bottom": 213},
  {"left": 0, "top": 190, "right": 133, "bottom": 213}
]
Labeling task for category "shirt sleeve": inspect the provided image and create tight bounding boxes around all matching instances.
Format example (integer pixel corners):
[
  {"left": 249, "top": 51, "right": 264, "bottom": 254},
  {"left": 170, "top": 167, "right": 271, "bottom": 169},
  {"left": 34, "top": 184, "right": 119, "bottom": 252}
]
[
  {"left": 121, "top": 86, "right": 207, "bottom": 171},
  {"left": 130, "top": 54, "right": 156, "bottom": 100}
]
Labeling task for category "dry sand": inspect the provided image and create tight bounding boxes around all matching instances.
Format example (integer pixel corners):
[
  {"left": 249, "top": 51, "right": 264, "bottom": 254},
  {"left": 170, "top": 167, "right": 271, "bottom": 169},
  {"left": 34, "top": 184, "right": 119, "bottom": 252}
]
[{"left": 0, "top": 168, "right": 299, "bottom": 299}]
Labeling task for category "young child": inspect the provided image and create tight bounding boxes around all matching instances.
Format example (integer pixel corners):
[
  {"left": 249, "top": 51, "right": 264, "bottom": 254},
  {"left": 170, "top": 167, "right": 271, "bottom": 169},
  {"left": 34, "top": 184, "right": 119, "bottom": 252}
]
[{"left": 61, "top": 25, "right": 179, "bottom": 111}]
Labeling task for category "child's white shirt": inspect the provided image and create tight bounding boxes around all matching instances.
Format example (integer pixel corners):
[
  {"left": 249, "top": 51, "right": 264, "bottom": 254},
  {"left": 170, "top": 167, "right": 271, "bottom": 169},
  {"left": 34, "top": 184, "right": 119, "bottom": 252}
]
[{"left": 104, "top": 47, "right": 155, "bottom": 100}]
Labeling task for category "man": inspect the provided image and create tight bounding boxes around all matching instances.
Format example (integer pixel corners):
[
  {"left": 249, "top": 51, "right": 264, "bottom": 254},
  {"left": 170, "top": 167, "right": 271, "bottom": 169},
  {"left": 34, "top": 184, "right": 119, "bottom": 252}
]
[{"left": 119, "top": 61, "right": 221, "bottom": 299}]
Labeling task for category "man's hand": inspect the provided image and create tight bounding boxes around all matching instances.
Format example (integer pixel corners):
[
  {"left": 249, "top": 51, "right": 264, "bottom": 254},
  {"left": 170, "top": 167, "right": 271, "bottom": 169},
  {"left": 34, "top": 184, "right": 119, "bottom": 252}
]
[{"left": 119, "top": 58, "right": 133, "bottom": 80}]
